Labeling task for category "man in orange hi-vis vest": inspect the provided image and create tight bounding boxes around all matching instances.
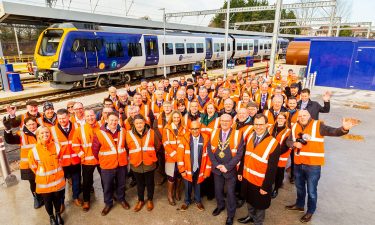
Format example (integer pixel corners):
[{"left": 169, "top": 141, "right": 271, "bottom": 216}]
[
  {"left": 237, "top": 114, "right": 280, "bottom": 225},
  {"left": 285, "top": 110, "right": 357, "bottom": 223}
]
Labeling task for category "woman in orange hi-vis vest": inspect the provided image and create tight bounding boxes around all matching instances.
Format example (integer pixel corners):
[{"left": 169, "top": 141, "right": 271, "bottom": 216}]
[
  {"left": 126, "top": 114, "right": 160, "bottom": 212},
  {"left": 269, "top": 113, "right": 291, "bottom": 199},
  {"left": 200, "top": 101, "right": 220, "bottom": 136},
  {"left": 3, "top": 117, "right": 44, "bottom": 209},
  {"left": 28, "top": 126, "right": 65, "bottom": 225},
  {"left": 163, "top": 110, "right": 186, "bottom": 206}
]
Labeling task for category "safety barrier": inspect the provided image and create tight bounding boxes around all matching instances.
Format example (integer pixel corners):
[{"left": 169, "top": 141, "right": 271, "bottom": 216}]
[
  {"left": 3, "top": 55, "right": 34, "bottom": 64},
  {"left": 303, "top": 71, "right": 317, "bottom": 90},
  {"left": 0, "top": 137, "right": 18, "bottom": 187}
]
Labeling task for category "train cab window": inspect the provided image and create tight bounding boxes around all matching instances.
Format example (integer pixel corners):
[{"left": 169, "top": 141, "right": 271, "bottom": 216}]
[
  {"left": 221, "top": 43, "right": 225, "bottom": 52},
  {"left": 175, "top": 43, "right": 185, "bottom": 54},
  {"left": 243, "top": 43, "right": 248, "bottom": 51},
  {"left": 236, "top": 43, "right": 242, "bottom": 51},
  {"left": 162, "top": 43, "right": 174, "bottom": 55},
  {"left": 186, "top": 43, "right": 195, "bottom": 54},
  {"left": 214, "top": 43, "right": 220, "bottom": 52},
  {"left": 128, "top": 43, "right": 142, "bottom": 57},
  {"left": 196, "top": 43, "right": 204, "bottom": 53},
  {"left": 39, "top": 29, "right": 64, "bottom": 56},
  {"left": 105, "top": 42, "right": 124, "bottom": 58},
  {"left": 146, "top": 39, "right": 158, "bottom": 56}
]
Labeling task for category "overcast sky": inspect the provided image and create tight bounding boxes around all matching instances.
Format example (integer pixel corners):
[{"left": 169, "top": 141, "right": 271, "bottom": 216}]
[{"left": 7, "top": 0, "right": 375, "bottom": 26}]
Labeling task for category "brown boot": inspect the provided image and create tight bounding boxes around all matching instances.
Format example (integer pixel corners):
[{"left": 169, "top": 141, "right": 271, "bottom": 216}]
[
  {"left": 175, "top": 178, "right": 183, "bottom": 201},
  {"left": 146, "top": 200, "right": 154, "bottom": 211},
  {"left": 167, "top": 181, "right": 176, "bottom": 206},
  {"left": 60, "top": 203, "right": 65, "bottom": 214},
  {"left": 82, "top": 202, "right": 90, "bottom": 212},
  {"left": 133, "top": 201, "right": 145, "bottom": 212}
]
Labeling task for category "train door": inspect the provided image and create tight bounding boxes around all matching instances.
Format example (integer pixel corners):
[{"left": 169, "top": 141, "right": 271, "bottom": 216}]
[
  {"left": 144, "top": 35, "right": 159, "bottom": 66},
  {"left": 71, "top": 38, "right": 97, "bottom": 73},
  {"left": 254, "top": 40, "right": 259, "bottom": 55},
  {"left": 347, "top": 47, "right": 375, "bottom": 90},
  {"left": 205, "top": 38, "right": 213, "bottom": 60}
]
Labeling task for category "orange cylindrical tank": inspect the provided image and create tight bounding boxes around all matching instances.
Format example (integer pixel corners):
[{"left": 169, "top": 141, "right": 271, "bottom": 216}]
[{"left": 286, "top": 41, "right": 311, "bottom": 65}]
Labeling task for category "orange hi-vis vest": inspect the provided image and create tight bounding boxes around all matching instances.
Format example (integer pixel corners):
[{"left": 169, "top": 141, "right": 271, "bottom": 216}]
[
  {"left": 243, "top": 134, "right": 279, "bottom": 187},
  {"left": 233, "top": 123, "right": 254, "bottom": 143},
  {"left": 96, "top": 128, "right": 127, "bottom": 169},
  {"left": 236, "top": 101, "right": 249, "bottom": 112},
  {"left": 230, "top": 88, "right": 241, "bottom": 103},
  {"left": 151, "top": 101, "right": 164, "bottom": 118},
  {"left": 17, "top": 131, "right": 37, "bottom": 170},
  {"left": 215, "top": 98, "right": 226, "bottom": 111},
  {"left": 177, "top": 133, "right": 211, "bottom": 184},
  {"left": 200, "top": 117, "right": 220, "bottom": 136},
  {"left": 210, "top": 129, "right": 241, "bottom": 158},
  {"left": 50, "top": 125, "right": 80, "bottom": 167},
  {"left": 70, "top": 115, "right": 85, "bottom": 129},
  {"left": 72, "top": 122, "right": 100, "bottom": 166},
  {"left": 272, "top": 76, "right": 282, "bottom": 88},
  {"left": 263, "top": 109, "right": 290, "bottom": 126},
  {"left": 20, "top": 112, "right": 43, "bottom": 128},
  {"left": 155, "top": 113, "right": 169, "bottom": 135},
  {"left": 289, "top": 110, "right": 299, "bottom": 126},
  {"left": 29, "top": 142, "right": 66, "bottom": 194},
  {"left": 163, "top": 124, "right": 186, "bottom": 163},
  {"left": 270, "top": 126, "right": 291, "bottom": 167},
  {"left": 255, "top": 92, "right": 272, "bottom": 110},
  {"left": 135, "top": 103, "right": 150, "bottom": 124},
  {"left": 292, "top": 120, "right": 325, "bottom": 166},
  {"left": 173, "top": 98, "right": 189, "bottom": 110},
  {"left": 126, "top": 129, "right": 157, "bottom": 167}
]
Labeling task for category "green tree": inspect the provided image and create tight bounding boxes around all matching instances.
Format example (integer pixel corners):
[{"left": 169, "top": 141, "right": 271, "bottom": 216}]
[
  {"left": 209, "top": 0, "right": 300, "bottom": 35},
  {"left": 339, "top": 26, "right": 353, "bottom": 37}
]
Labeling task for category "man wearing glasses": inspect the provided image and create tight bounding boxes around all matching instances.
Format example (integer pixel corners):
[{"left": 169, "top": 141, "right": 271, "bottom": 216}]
[
  {"left": 208, "top": 114, "right": 244, "bottom": 225},
  {"left": 237, "top": 114, "right": 280, "bottom": 225},
  {"left": 71, "top": 102, "right": 86, "bottom": 128}
]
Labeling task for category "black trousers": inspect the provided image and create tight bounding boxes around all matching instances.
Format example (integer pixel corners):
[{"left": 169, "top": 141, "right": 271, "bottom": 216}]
[
  {"left": 274, "top": 167, "right": 286, "bottom": 191},
  {"left": 82, "top": 164, "right": 102, "bottom": 202},
  {"left": 290, "top": 149, "right": 295, "bottom": 178},
  {"left": 29, "top": 179, "right": 36, "bottom": 194},
  {"left": 214, "top": 174, "right": 237, "bottom": 218},
  {"left": 42, "top": 189, "right": 64, "bottom": 216},
  {"left": 201, "top": 174, "right": 215, "bottom": 199},
  {"left": 101, "top": 166, "right": 127, "bottom": 206},
  {"left": 133, "top": 170, "right": 155, "bottom": 201}
]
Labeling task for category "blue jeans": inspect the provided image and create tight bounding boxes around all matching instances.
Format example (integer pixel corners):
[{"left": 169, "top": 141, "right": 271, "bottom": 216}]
[
  {"left": 294, "top": 164, "right": 321, "bottom": 214},
  {"left": 184, "top": 171, "right": 201, "bottom": 205},
  {"left": 62, "top": 164, "right": 81, "bottom": 203}
]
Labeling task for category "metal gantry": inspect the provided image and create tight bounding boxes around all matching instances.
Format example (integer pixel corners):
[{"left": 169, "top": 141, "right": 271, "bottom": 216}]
[{"left": 233, "top": 17, "right": 341, "bottom": 27}]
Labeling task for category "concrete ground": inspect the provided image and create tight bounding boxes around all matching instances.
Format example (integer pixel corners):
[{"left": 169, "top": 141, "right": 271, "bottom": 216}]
[{"left": 1, "top": 85, "right": 375, "bottom": 225}]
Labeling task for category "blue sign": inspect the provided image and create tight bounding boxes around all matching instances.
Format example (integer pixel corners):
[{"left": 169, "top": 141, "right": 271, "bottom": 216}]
[{"left": 110, "top": 60, "right": 117, "bottom": 69}]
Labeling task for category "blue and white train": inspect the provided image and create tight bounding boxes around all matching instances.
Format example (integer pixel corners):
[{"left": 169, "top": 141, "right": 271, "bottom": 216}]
[{"left": 34, "top": 23, "right": 289, "bottom": 89}]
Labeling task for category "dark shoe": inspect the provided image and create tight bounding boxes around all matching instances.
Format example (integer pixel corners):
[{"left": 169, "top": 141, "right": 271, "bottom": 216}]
[
  {"left": 300, "top": 213, "right": 313, "bottom": 223},
  {"left": 60, "top": 204, "right": 65, "bottom": 214},
  {"left": 285, "top": 204, "right": 304, "bottom": 212},
  {"left": 237, "top": 215, "right": 254, "bottom": 224},
  {"left": 175, "top": 178, "right": 183, "bottom": 201},
  {"left": 120, "top": 200, "right": 130, "bottom": 210},
  {"left": 82, "top": 202, "right": 90, "bottom": 212},
  {"left": 55, "top": 213, "right": 64, "bottom": 225},
  {"left": 271, "top": 189, "right": 278, "bottom": 199},
  {"left": 33, "top": 195, "right": 44, "bottom": 209},
  {"left": 73, "top": 198, "right": 82, "bottom": 207},
  {"left": 212, "top": 207, "right": 225, "bottom": 216},
  {"left": 49, "top": 215, "right": 57, "bottom": 225},
  {"left": 167, "top": 181, "right": 176, "bottom": 206},
  {"left": 225, "top": 217, "right": 234, "bottom": 225},
  {"left": 196, "top": 202, "right": 205, "bottom": 211},
  {"left": 236, "top": 199, "right": 245, "bottom": 208},
  {"left": 146, "top": 200, "right": 154, "bottom": 211},
  {"left": 129, "top": 178, "right": 137, "bottom": 188},
  {"left": 180, "top": 203, "right": 189, "bottom": 211},
  {"left": 133, "top": 201, "right": 145, "bottom": 212},
  {"left": 290, "top": 177, "right": 295, "bottom": 184},
  {"left": 101, "top": 205, "right": 112, "bottom": 216}
]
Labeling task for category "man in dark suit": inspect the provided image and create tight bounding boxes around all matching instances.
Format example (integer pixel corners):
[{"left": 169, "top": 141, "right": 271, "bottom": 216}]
[
  {"left": 208, "top": 114, "right": 245, "bottom": 225},
  {"left": 177, "top": 121, "right": 211, "bottom": 211},
  {"left": 297, "top": 88, "right": 330, "bottom": 120}
]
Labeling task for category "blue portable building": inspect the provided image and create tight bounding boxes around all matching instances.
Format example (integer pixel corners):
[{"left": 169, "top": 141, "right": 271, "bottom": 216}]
[{"left": 306, "top": 37, "right": 375, "bottom": 91}]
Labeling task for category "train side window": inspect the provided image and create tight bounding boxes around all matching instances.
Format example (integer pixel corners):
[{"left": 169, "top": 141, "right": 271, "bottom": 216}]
[
  {"left": 236, "top": 43, "right": 242, "bottom": 51},
  {"left": 196, "top": 43, "right": 204, "bottom": 53},
  {"left": 221, "top": 43, "right": 224, "bottom": 52},
  {"left": 249, "top": 42, "right": 253, "bottom": 50},
  {"left": 260, "top": 44, "right": 263, "bottom": 50},
  {"left": 186, "top": 43, "right": 195, "bottom": 54},
  {"left": 175, "top": 43, "right": 185, "bottom": 54},
  {"left": 268, "top": 43, "right": 272, "bottom": 49},
  {"left": 162, "top": 43, "right": 174, "bottom": 55},
  {"left": 128, "top": 43, "right": 142, "bottom": 57},
  {"left": 243, "top": 43, "right": 248, "bottom": 51},
  {"left": 214, "top": 43, "right": 220, "bottom": 52},
  {"left": 105, "top": 42, "right": 124, "bottom": 58},
  {"left": 146, "top": 39, "right": 158, "bottom": 55},
  {"left": 227, "top": 43, "right": 230, "bottom": 51},
  {"left": 71, "top": 39, "right": 98, "bottom": 52}
]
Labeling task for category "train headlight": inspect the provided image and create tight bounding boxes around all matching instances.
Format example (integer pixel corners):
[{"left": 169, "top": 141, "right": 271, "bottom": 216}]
[{"left": 51, "top": 61, "right": 59, "bottom": 68}]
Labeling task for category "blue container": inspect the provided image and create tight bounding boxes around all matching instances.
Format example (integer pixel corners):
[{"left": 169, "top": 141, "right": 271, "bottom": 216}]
[
  {"left": 5, "top": 64, "right": 14, "bottom": 72},
  {"left": 246, "top": 56, "right": 254, "bottom": 67},
  {"left": 193, "top": 64, "right": 201, "bottom": 72},
  {"left": 7, "top": 73, "right": 23, "bottom": 92}
]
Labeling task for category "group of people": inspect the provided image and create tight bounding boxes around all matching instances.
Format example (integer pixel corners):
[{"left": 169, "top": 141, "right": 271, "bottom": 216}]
[{"left": 3, "top": 69, "right": 357, "bottom": 225}]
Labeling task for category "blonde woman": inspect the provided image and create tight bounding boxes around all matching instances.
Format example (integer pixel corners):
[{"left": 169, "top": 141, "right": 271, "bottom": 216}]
[
  {"left": 162, "top": 110, "right": 186, "bottom": 205},
  {"left": 28, "top": 126, "right": 65, "bottom": 225}
]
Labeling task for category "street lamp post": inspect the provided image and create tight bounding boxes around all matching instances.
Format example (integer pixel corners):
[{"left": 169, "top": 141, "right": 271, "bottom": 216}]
[
  {"left": 160, "top": 8, "right": 167, "bottom": 78},
  {"left": 223, "top": 0, "right": 231, "bottom": 80}
]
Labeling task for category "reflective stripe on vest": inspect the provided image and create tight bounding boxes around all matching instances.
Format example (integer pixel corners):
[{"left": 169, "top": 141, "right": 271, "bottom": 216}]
[
  {"left": 19, "top": 131, "right": 36, "bottom": 149},
  {"left": 243, "top": 126, "right": 253, "bottom": 139},
  {"left": 36, "top": 177, "right": 64, "bottom": 189},
  {"left": 245, "top": 138, "right": 276, "bottom": 163},
  {"left": 311, "top": 120, "right": 324, "bottom": 142},
  {"left": 36, "top": 167, "right": 62, "bottom": 176},
  {"left": 99, "top": 129, "right": 125, "bottom": 156},
  {"left": 232, "top": 130, "right": 239, "bottom": 154},
  {"left": 244, "top": 166, "right": 265, "bottom": 178},
  {"left": 128, "top": 130, "right": 154, "bottom": 154}
]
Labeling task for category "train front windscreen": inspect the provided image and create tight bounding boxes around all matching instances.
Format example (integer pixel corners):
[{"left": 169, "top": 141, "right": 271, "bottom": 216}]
[{"left": 38, "top": 29, "right": 64, "bottom": 56}]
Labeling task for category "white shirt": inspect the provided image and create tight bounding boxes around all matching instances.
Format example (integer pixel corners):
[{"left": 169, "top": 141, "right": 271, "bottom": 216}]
[{"left": 75, "top": 115, "right": 86, "bottom": 126}]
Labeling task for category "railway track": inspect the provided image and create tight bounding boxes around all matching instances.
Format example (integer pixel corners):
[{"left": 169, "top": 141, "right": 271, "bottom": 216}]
[{"left": 0, "top": 66, "right": 266, "bottom": 114}]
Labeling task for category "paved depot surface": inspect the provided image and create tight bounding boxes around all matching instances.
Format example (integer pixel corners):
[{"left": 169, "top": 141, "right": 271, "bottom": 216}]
[{"left": 1, "top": 86, "right": 374, "bottom": 225}]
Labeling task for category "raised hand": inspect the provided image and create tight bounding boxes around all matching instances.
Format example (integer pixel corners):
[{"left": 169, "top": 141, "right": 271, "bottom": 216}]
[
  {"left": 322, "top": 91, "right": 332, "bottom": 102},
  {"left": 6, "top": 105, "right": 17, "bottom": 117},
  {"left": 342, "top": 118, "right": 359, "bottom": 130}
]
